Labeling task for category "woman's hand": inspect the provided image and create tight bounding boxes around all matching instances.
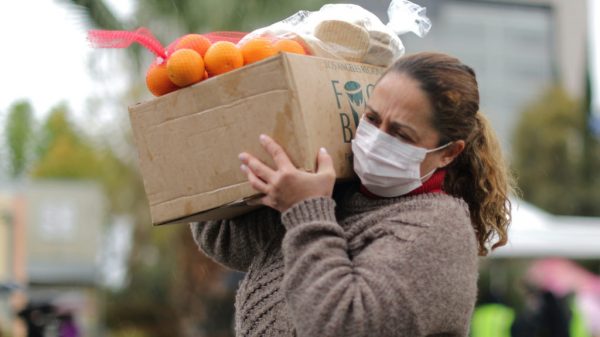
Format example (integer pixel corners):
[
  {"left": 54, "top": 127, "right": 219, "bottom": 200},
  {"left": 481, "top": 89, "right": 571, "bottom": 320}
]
[{"left": 239, "top": 134, "right": 336, "bottom": 213}]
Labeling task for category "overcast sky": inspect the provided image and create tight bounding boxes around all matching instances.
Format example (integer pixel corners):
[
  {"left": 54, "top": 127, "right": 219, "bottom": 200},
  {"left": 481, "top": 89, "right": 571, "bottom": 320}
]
[{"left": 0, "top": 0, "right": 134, "bottom": 126}]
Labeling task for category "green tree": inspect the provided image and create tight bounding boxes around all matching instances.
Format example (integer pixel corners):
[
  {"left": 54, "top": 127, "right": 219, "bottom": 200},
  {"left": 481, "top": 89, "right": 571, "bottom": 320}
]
[
  {"left": 34, "top": 104, "right": 73, "bottom": 160},
  {"left": 5, "top": 100, "right": 34, "bottom": 178},
  {"left": 512, "top": 86, "right": 600, "bottom": 215},
  {"left": 32, "top": 104, "right": 102, "bottom": 179}
]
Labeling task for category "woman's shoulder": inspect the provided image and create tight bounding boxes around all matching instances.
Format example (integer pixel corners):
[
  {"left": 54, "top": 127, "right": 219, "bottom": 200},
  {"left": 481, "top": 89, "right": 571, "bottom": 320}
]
[
  {"left": 390, "top": 193, "right": 470, "bottom": 221},
  {"left": 356, "top": 192, "right": 470, "bottom": 227},
  {"left": 342, "top": 192, "right": 472, "bottom": 244},
  {"left": 374, "top": 193, "right": 475, "bottom": 250},
  {"left": 335, "top": 181, "right": 468, "bottom": 217}
]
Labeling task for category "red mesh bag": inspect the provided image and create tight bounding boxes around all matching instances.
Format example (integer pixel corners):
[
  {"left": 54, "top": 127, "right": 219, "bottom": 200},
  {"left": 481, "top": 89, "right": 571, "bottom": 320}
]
[
  {"left": 88, "top": 28, "right": 248, "bottom": 96},
  {"left": 87, "top": 27, "right": 247, "bottom": 60}
]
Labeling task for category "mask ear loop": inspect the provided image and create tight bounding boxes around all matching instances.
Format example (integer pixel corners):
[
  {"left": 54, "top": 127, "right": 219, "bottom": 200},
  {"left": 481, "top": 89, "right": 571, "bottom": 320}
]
[
  {"left": 420, "top": 141, "right": 454, "bottom": 181},
  {"left": 425, "top": 141, "right": 453, "bottom": 154},
  {"left": 419, "top": 167, "right": 437, "bottom": 181}
]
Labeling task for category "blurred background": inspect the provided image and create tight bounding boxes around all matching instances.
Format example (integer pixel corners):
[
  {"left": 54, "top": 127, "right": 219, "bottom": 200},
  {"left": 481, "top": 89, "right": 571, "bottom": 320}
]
[{"left": 0, "top": 0, "right": 599, "bottom": 336}]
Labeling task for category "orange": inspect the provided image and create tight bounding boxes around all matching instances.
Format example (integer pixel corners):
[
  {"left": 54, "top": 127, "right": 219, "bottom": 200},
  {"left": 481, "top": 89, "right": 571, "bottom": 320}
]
[
  {"left": 167, "top": 49, "right": 205, "bottom": 87},
  {"left": 240, "top": 37, "right": 278, "bottom": 65},
  {"left": 203, "top": 41, "right": 244, "bottom": 76},
  {"left": 175, "top": 34, "right": 212, "bottom": 57},
  {"left": 274, "top": 39, "right": 306, "bottom": 55},
  {"left": 146, "top": 60, "right": 180, "bottom": 96}
]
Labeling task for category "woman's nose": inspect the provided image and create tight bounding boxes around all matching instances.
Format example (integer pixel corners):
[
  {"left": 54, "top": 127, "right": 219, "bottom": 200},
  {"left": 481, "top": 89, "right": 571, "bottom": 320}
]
[{"left": 378, "top": 120, "right": 391, "bottom": 135}]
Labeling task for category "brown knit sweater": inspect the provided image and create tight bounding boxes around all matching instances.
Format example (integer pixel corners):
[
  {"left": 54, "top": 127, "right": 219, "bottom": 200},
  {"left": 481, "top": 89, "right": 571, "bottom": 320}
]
[{"left": 190, "top": 183, "right": 479, "bottom": 337}]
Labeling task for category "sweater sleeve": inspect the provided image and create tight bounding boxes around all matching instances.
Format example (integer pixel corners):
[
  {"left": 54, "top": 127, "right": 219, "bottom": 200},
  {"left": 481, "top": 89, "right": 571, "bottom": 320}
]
[
  {"left": 280, "top": 196, "right": 471, "bottom": 337},
  {"left": 190, "top": 207, "right": 282, "bottom": 272}
]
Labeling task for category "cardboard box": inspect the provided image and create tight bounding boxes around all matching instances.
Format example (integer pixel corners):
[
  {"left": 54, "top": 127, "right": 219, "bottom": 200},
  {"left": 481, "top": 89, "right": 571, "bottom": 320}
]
[{"left": 129, "top": 53, "right": 385, "bottom": 225}]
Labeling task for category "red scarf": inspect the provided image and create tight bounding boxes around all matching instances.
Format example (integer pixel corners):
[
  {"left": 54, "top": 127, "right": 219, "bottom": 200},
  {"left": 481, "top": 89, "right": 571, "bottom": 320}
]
[{"left": 359, "top": 169, "right": 447, "bottom": 199}]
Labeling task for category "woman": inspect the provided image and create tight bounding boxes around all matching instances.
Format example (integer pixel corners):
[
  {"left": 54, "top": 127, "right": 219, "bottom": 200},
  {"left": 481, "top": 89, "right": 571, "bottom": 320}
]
[{"left": 190, "top": 52, "right": 514, "bottom": 337}]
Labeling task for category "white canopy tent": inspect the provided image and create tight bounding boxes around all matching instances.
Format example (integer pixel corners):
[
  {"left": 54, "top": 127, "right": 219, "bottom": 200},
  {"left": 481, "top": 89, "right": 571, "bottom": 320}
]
[{"left": 491, "top": 199, "right": 600, "bottom": 258}]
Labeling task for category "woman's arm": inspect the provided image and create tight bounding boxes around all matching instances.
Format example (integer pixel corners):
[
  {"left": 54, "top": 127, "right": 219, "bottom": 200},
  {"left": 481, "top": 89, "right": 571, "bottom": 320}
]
[
  {"left": 189, "top": 206, "right": 282, "bottom": 272},
  {"left": 279, "top": 197, "right": 417, "bottom": 336},
  {"left": 280, "top": 197, "right": 478, "bottom": 337},
  {"left": 191, "top": 132, "right": 334, "bottom": 273}
]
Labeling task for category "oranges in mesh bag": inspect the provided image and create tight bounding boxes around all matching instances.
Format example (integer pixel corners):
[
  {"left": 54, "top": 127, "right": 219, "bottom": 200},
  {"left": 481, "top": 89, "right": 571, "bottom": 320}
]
[
  {"left": 239, "top": 38, "right": 306, "bottom": 65},
  {"left": 146, "top": 60, "right": 180, "bottom": 97},
  {"left": 108, "top": 30, "right": 313, "bottom": 96},
  {"left": 240, "top": 38, "right": 278, "bottom": 65},
  {"left": 274, "top": 39, "right": 306, "bottom": 55},
  {"left": 167, "top": 49, "right": 205, "bottom": 87},
  {"left": 89, "top": 28, "right": 316, "bottom": 97},
  {"left": 144, "top": 36, "right": 310, "bottom": 96},
  {"left": 175, "top": 34, "right": 212, "bottom": 57},
  {"left": 204, "top": 41, "right": 244, "bottom": 76}
]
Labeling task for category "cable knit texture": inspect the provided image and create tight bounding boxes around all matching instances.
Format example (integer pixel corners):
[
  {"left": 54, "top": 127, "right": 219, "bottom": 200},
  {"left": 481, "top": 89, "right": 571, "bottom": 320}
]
[{"left": 190, "top": 183, "right": 479, "bottom": 337}]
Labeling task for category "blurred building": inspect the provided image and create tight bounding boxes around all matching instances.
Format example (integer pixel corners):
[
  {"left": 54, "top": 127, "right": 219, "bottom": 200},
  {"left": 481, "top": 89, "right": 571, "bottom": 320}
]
[
  {"left": 355, "top": 0, "right": 588, "bottom": 154},
  {"left": 0, "top": 181, "right": 107, "bottom": 337}
]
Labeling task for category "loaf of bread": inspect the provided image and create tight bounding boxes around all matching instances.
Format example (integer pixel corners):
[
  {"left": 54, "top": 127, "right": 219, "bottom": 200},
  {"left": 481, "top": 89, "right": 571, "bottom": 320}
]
[
  {"left": 308, "top": 19, "right": 400, "bottom": 66},
  {"left": 313, "top": 20, "right": 370, "bottom": 62}
]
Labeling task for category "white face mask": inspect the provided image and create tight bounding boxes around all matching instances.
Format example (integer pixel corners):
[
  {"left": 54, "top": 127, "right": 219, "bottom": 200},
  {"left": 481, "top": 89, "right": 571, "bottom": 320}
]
[{"left": 351, "top": 120, "right": 451, "bottom": 197}]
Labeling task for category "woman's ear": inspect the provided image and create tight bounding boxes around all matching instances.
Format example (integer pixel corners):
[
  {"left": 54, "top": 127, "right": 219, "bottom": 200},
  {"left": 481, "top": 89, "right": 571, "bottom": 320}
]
[{"left": 440, "top": 140, "right": 465, "bottom": 167}]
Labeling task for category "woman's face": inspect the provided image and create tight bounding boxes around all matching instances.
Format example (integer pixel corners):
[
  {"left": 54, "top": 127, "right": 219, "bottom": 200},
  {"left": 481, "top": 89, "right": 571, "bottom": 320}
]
[{"left": 363, "top": 72, "right": 460, "bottom": 176}]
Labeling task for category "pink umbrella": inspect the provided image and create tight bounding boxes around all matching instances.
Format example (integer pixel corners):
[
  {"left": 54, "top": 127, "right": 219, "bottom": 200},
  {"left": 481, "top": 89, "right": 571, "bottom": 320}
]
[
  {"left": 526, "top": 258, "right": 600, "bottom": 334},
  {"left": 526, "top": 258, "right": 600, "bottom": 297}
]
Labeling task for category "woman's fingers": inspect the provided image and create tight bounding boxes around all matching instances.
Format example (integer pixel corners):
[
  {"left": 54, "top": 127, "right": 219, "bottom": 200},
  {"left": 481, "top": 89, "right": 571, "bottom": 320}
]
[
  {"left": 241, "top": 164, "right": 269, "bottom": 193},
  {"left": 239, "top": 152, "right": 275, "bottom": 182},
  {"left": 259, "top": 134, "right": 293, "bottom": 170},
  {"left": 316, "top": 147, "right": 335, "bottom": 177},
  {"left": 238, "top": 137, "right": 335, "bottom": 212}
]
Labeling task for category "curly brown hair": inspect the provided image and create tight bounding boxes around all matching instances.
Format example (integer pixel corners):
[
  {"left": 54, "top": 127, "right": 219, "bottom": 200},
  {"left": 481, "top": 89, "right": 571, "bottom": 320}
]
[{"left": 385, "top": 52, "right": 516, "bottom": 256}]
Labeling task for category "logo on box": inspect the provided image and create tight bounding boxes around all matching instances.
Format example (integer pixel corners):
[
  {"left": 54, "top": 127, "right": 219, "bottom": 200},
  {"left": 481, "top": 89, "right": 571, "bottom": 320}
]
[{"left": 331, "top": 80, "right": 375, "bottom": 143}]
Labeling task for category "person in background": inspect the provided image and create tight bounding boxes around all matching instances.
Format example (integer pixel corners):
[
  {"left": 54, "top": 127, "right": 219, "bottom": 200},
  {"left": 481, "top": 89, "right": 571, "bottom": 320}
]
[
  {"left": 470, "top": 290, "right": 515, "bottom": 337},
  {"left": 511, "top": 283, "right": 571, "bottom": 337},
  {"left": 190, "top": 52, "right": 515, "bottom": 337},
  {"left": 57, "top": 312, "right": 79, "bottom": 337},
  {"left": 17, "top": 302, "right": 55, "bottom": 337}
]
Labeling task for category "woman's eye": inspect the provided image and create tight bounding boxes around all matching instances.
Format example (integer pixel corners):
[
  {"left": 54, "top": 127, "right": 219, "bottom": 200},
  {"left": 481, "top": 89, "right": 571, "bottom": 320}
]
[
  {"left": 396, "top": 134, "right": 412, "bottom": 142},
  {"left": 365, "top": 115, "right": 378, "bottom": 124}
]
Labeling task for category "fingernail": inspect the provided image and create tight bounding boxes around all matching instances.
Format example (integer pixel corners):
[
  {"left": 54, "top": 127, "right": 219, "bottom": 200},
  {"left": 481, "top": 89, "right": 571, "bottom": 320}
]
[
  {"left": 320, "top": 147, "right": 327, "bottom": 154},
  {"left": 238, "top": 153, "right": 247, "bottom": 161},
  {"left": 259, "top": 134, "right": 268, "bottom": 143},
  {"left": 240, "top": 164, "right": 248, "bottom": 172}
]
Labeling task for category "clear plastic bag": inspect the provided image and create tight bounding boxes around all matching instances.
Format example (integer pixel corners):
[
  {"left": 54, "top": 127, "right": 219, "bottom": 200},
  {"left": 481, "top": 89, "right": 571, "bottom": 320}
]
[{"left": 237, "top": 0, "right": 431, "bottom": 67}]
